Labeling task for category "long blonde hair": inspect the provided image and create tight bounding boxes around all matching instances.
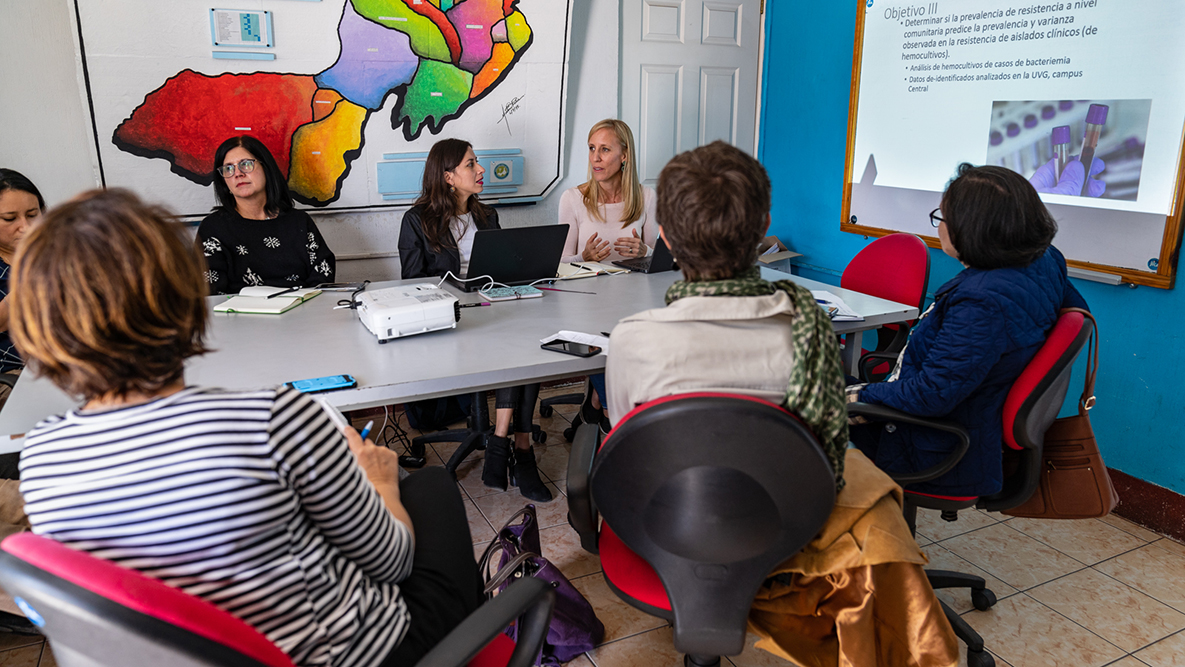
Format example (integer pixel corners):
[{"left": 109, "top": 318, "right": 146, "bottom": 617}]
[{"left": 581, "top": 119, "right": 645, "bottom": 226}]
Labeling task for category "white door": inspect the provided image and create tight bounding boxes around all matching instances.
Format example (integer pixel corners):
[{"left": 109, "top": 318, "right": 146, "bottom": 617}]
[{"left": 621, "top": 0, "right": 763, "bottom": 187}]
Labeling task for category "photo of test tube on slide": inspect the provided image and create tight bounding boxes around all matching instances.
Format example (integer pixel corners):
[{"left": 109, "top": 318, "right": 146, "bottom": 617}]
[{"left": 986, "top": 99, "right": 1151, "bottom": 202}]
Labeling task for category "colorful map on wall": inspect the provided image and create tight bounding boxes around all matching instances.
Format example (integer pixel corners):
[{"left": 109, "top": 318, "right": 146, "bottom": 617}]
[{"left": 75, "top": 0, "right": 571, "bottom": 215}]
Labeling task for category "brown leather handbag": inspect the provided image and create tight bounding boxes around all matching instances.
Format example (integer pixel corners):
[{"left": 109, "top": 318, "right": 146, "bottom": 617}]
[{"left": 1004, "top": 309, "right": 1119, "bottom": 519}]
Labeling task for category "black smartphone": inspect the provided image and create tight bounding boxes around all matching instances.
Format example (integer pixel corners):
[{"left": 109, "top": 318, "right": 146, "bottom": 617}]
[
  {"left": 289, "top": 374, "right": 357, "bottom": 393},
  {"left": 316, "top": 282, "right": 368, "bottom": 292},
  {"left": 540, "top": 340, "right": 602, "bottom": 357}
]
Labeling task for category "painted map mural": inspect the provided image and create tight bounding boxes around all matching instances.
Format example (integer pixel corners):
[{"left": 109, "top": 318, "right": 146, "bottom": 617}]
[{"left": 112, "top": 0, "right": 533, "bottom": 206}]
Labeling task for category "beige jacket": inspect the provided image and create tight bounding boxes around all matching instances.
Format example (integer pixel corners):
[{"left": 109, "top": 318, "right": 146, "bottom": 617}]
[{"left": 606, "top": 292, "right": 797, "bottom": 425}]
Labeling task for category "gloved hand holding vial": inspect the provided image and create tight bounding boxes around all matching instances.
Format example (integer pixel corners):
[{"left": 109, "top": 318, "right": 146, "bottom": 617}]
[{"left": 1029, "top": 155, "right": 1106, "bottom": 197}]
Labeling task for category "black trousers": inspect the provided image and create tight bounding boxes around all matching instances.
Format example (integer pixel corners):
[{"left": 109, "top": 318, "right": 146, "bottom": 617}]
[
  {"left": 381, "top": 467, "right": 484, "bottom": 665},
  {"left": 494, "top": 383, "right": 539, "bottom": 433}
]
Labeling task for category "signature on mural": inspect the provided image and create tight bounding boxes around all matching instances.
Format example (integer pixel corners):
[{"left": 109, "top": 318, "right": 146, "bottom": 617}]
[{"left": 498, "top": 95, "right": 525, "bottom": 135}]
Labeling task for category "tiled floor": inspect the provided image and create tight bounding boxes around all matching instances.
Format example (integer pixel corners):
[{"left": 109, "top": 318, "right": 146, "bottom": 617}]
[
  {"left": 3, "top": 385, "right": 1183, "bottom": 667},
  {"left": 438, "top": 388, "right": 1185, "bottom": 667}
]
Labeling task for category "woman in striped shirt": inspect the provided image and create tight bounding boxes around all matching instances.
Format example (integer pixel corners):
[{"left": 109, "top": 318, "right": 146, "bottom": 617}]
[{"left": 11, "top": 189, "right": 481, "bottom": 666}]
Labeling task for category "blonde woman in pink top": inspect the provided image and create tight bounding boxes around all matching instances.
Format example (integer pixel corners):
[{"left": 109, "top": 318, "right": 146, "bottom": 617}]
[
  {"left": 559, "top": 119, "right": 659, "bottom": 424},
  {"left": 559, "top": 119, "right": 659, "bottom": 264}
]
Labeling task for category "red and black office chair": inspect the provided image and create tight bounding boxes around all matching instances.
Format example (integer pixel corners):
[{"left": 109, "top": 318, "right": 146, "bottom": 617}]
[
  {"left": 566, "top": 393, "right": 837, "bottom": 666},
  {"left": 0, "top": 532, "right": 554, "bottom": 667},
  {"left": 841, "top": 233, "right": 930, "bottom": 379},
  {"left": 848, "top": 309, "right": 1094, "bottom": 667}
]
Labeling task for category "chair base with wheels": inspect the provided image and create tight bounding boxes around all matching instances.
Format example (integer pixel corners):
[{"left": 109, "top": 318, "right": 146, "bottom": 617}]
[
  {"left": 901, "top": 491, "right": 997, "bottom": 667},
  {"left": 411, "top": 391, "right": 491, "bottom": 475},
  {"left": 0, "top": 533, "right": 555, "bottom": 667},
  {"left": 409, "top": 391, "right": 545, "bottom": 478}
]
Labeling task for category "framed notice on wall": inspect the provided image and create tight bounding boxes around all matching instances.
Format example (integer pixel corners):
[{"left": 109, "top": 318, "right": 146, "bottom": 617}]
[
  {"left": 842, "top": 0, "right": 1185, "bottom": 288},
  {"left": 209, "top": 9, "right": 274, "bottom": 48}
]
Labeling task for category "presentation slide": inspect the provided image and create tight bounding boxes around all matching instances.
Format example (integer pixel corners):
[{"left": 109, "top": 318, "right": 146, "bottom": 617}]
[{"left": 848, "top": 0, "right": 1185, "bottom": 274}]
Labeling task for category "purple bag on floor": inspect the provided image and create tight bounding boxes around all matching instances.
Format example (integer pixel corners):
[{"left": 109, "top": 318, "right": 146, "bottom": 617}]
[{"left": 479, "top": 505, "right": 604, "bottom": 665}]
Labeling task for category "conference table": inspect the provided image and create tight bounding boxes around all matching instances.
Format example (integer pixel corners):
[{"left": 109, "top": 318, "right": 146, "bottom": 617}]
[{"left": 0, "top": 267, "right": 917, "bottom": 453}]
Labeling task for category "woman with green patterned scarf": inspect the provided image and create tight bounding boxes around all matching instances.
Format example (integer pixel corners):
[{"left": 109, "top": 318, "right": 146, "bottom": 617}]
[
  {"left": 605, "top": 141, "right": 847, "bottom": 489},
  {"left": 603, "top": 140, "right": 957, "bottom": 667}
]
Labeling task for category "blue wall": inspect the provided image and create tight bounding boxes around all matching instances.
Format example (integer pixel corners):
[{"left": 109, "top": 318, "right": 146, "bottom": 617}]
[{"left": 759, "top": 1, "right": 1185, "bottom": 495}]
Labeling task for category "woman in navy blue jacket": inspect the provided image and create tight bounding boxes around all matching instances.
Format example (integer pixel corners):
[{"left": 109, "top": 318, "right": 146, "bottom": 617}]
[{"left": 848, "top": 163, "right": 1087, "bottom": 497}]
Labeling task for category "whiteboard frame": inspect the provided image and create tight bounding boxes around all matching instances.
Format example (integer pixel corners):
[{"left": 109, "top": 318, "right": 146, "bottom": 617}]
[{"left": 839, "top": 0, "right": 1185, "bottom": 290}]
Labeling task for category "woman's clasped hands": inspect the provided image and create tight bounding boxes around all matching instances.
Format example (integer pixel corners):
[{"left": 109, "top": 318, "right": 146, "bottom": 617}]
[{"left": 583, "top": 229, "right": 644, "bottom": 262}]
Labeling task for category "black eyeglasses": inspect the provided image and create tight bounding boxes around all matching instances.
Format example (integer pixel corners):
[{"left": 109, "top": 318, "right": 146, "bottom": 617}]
[
  {"left": 217, "top": 159, "right": 257, "bottom": 178},
  {"left": 929, "top": 208, "right": 944, "bottom": 228}
]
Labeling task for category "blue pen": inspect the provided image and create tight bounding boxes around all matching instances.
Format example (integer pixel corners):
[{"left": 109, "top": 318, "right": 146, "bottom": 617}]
[{"left": 359, "top": 420, "right": 374, "bottom": 440}]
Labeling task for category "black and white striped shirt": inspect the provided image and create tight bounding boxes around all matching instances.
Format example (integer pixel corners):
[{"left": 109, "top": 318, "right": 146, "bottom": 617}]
[{"left": 20, "top": 386, "right": 412, "bottom": 667}]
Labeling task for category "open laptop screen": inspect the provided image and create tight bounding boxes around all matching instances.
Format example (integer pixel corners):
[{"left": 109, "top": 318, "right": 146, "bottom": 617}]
[{"left": 450, "top": 224, "right": 569, "bottom": 292}]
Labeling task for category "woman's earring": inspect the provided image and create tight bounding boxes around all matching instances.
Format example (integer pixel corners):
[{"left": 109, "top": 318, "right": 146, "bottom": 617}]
[{"left": 450, "top": 185, "right": 455, "bottom": 193}]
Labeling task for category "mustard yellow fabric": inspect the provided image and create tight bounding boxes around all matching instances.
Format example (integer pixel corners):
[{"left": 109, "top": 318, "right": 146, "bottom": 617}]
[{"left": 748, "top": 449, "right": 958, "bottom": 667}]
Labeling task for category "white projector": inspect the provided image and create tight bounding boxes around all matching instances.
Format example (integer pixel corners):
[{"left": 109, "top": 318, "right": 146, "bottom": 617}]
[{"left": 356, "top": 283, "right": 459, "bottom": 343}]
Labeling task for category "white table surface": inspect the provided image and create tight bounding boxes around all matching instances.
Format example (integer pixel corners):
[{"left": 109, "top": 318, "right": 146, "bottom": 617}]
[{"left": 0, "top": 267, "right": 916, "bottom": 452}]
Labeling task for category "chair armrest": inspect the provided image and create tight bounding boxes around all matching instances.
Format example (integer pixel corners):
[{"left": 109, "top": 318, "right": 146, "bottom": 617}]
[
  {"left": 565, "top": 422, "right": 600, "bottom": 555},
  {"left": 414, "top": 577, "right": 555, "bottom": 667},
  {"left": 846, "top": 402, "right": 971, "bottom": 486},
  {"left": 0, "top": 374, "right": 16, "bottom": 390},
  {"left": 858, "top": 352, "right": 901, "bottom": 383}
]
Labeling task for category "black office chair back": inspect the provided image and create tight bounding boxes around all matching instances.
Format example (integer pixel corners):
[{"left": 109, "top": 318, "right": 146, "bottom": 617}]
[
  {"left": 590, "top": 393, "right": 836, "bottom": 657},
  {"left": 981, "top": 311, "right": 1094, "bottom": 511}
]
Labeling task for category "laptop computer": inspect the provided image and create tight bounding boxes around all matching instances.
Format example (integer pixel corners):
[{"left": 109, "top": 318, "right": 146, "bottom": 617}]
[
  {"left": 450, "top": 224, "right": 570, "bottom": 292},
  {"left": 611, "top": 236, "right": 676, "bottom": 274}
]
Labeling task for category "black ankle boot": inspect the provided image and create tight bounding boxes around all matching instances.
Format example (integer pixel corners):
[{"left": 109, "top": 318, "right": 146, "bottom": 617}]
[
  {"left": 510, "top": 446, "right": 553, "bottom": 502},
  {"left": 580, "top": 394, "right": 602, "bottom": 426},
  {"left": 481, "top": 435, "right": 511, "bottom": 491}
]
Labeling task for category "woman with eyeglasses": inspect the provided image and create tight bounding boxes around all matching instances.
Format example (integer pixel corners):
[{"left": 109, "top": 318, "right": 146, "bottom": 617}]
[
  {"left": 196, "top": 136, "right": 335, "bottom": 295},
  {"left": 845, "top": 163, "right": 1087, "bottom": 498}
]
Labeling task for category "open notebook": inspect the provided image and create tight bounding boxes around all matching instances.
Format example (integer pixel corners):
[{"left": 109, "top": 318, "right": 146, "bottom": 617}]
[
  {"left": 213, "top": 286, "right": 322, "bottom": 314},
  {"left": 556, "top": 262, "right": 629, "bottom": 280}
]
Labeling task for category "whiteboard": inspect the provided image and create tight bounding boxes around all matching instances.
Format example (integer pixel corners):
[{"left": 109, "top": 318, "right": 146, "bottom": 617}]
[
  {"left": 842, "top": 0, "right": 1185, "bottom": 288},
  {"left": 74, "top": 0, "right": 573, "bottom": 218}
]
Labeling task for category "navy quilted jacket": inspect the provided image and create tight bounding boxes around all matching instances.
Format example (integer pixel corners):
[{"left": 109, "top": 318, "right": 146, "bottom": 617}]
[{"left": 858, "top": 246, "right": 1087, "bottom": 497}]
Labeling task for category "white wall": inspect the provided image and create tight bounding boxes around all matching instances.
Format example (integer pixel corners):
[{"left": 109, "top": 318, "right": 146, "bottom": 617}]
[
  {"left": 0, "top": 0, "right": 99, "bottom": 207},
  {"left": 0, "top": 0, "right": 619, "bottom": 282}
]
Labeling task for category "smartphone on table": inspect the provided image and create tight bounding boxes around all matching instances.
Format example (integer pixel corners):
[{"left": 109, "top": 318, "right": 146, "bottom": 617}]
[
  {"left": 289, "top": 374, "right": 357, "bottom": 393},
  {"left": 540, "top": 340, "right": 602, "bottom": 357}
]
